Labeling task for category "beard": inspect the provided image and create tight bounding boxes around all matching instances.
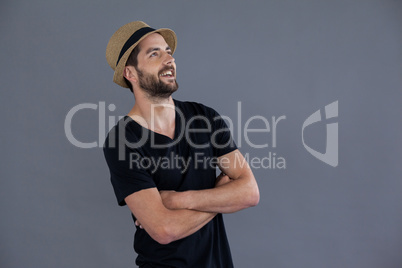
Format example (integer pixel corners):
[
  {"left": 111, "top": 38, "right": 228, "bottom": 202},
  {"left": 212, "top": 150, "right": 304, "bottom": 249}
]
[{"left": 135, "top": 66, "right": 179, "bottom": 99}]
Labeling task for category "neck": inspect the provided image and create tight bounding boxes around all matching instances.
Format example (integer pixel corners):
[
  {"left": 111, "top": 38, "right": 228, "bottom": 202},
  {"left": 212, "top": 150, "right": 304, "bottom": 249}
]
[{"left": 128, "top": 90, "right": 176, "bottom": 134}]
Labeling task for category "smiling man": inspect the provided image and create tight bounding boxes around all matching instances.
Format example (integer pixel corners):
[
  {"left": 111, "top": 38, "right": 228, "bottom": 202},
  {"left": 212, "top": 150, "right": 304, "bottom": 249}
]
[{"left": 103, "top": 21, "right": 259, "bottom": 268}]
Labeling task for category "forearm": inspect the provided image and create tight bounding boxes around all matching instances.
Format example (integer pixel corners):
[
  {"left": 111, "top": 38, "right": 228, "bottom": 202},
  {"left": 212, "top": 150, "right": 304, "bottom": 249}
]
[
  {"left": 161, "top": 209, "right": 216, "bottom": 242},
  {"left": 188, "top": 176, "right": 258, "bottom": 213},
  {"left": 125, "top": 188, "right": 216, "bottom": 245},
  {"left": 160, "top": 169, "right": 259, "bottom": 214},
  {"left": 180, "top": 149, "right": 260, "bottom": 213}
]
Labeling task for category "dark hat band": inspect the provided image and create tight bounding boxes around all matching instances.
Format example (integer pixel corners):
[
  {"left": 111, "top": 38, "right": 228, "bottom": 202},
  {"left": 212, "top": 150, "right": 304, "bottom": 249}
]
[{"left": 116, "top": 26, "right": 155, "bottom": 66}]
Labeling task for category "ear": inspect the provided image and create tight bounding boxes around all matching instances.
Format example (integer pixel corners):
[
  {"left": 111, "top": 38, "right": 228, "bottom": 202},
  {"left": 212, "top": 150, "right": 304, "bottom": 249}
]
[{"left": 123, "top": 66, "right": 138, "bottom": 83}]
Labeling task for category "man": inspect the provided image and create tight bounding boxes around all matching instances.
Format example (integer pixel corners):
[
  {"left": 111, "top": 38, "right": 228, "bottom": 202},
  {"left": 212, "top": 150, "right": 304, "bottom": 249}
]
[{"left": 103, "top": 21, "right": 259, "bottom": 267}]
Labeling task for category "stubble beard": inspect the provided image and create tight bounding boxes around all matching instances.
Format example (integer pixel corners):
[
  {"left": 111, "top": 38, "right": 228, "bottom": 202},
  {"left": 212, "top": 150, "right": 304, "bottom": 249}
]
[{"left": 135, "top": 67, "right": 179, "bottom": 100}]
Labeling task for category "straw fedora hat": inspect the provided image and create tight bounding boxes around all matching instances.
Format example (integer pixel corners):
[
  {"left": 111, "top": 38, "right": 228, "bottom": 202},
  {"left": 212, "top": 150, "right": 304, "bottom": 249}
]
[{"left": 106, "top": 21, "right": 177, "bottom": 88}]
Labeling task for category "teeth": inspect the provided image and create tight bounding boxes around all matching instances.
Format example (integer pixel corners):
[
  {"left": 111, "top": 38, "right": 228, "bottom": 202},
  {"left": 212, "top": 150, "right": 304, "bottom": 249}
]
[{"left": 160, "top": 70, "right": 173, "bottom": 77}]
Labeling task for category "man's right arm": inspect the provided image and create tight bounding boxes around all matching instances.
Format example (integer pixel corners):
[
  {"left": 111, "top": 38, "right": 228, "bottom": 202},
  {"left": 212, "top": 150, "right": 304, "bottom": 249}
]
[{"left": 125, "top": 187, "right": 216, "bottom": 245}]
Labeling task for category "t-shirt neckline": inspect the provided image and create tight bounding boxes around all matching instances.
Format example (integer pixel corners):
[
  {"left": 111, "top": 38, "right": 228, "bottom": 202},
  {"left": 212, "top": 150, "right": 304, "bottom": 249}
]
[{"left": 124, "top": 99, "right": 181, "bottom": 143}]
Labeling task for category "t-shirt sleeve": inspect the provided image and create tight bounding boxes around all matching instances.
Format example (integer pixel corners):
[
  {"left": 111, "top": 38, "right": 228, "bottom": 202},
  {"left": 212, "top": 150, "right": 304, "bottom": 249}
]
[
  {"left": 206, "top": 106, "right": 238, "bottom": 157},
  {"left": 103, "top": 125, "right": 156, "bottom": 206}
]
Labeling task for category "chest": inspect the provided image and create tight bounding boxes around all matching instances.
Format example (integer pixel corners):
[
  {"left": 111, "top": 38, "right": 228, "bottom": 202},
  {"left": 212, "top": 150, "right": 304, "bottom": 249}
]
[{"left": 141, "top": 134, "right": 217, "bottom": 191}]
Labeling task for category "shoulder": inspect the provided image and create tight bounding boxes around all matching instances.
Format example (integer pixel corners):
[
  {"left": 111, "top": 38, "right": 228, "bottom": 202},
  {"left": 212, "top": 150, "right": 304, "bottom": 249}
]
[{"left": 103, "top": 116, "right": 143, "bottom": 152}]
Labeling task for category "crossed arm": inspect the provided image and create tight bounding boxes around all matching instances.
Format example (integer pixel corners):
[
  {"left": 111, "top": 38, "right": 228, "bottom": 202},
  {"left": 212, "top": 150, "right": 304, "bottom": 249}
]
[{"left": 124, "top": 149, "right": 259, "bottom": 244}]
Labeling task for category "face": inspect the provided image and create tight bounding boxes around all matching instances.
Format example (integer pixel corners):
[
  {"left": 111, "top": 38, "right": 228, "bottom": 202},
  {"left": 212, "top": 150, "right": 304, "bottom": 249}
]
[{"left": 133, "top": 33, "right": 178, "bottom": 99}]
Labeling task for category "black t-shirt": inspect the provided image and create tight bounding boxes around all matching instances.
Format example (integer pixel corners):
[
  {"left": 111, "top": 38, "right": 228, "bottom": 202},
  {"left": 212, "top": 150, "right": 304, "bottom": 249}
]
[{"left": 103, "top": 99, "right": 237, "bottom": 267}]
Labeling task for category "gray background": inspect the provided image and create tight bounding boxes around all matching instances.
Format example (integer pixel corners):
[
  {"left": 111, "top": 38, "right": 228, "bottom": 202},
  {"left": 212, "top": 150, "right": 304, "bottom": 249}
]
[{"left": 1, "top": 0, "right": 401, "bottom": 267}]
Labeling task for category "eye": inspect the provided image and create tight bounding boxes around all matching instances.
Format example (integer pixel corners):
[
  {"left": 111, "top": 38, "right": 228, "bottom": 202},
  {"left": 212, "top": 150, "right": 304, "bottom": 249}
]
[{"left": 149, "top": 51, "right": 159, "bottom": 58}]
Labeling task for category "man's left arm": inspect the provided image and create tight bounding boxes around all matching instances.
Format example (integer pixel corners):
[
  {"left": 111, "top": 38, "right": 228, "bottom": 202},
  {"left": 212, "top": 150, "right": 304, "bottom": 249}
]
[{"left": 160, "top": 149, "right": 260, "bottom": 213}]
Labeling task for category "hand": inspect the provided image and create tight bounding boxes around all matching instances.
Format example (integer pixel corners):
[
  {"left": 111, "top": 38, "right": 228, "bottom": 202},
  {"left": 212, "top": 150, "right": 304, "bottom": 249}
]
[{"left": 215, "top": 172, "right": 231, "bottom": 188}]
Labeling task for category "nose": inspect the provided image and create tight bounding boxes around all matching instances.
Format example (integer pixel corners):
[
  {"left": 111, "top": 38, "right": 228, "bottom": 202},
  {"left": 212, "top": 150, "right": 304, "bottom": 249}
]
[{"left": 163, "top": 52, "right": 175, "bottom": 65}]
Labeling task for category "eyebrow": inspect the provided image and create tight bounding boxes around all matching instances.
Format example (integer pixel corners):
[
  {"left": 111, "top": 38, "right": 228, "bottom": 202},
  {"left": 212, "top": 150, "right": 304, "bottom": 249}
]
[{"left": 145, "top": 46, "right": 172, "bottom": 55}]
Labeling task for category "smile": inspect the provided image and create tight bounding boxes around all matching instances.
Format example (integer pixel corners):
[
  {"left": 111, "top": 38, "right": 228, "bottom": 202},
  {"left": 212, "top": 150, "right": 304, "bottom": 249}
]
[{"left": 159, "top": 70, "right": 174, "bottom": 78}]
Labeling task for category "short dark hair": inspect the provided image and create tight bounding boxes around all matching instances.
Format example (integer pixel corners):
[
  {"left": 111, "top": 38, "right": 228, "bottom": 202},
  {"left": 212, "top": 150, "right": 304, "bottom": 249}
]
[{"left": 124, "top": 45, "right": 141, "bottom": 93}]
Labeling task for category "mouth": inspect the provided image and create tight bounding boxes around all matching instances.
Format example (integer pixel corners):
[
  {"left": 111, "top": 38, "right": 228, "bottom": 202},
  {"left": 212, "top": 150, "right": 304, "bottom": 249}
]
[{"left": 159, "top": 69, "right": 175, "bottom": 79}]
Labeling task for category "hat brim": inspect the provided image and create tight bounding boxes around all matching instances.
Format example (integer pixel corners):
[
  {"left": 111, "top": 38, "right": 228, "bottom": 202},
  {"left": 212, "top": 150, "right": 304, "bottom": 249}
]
[{"left": 112, "top": 28, "right": 177, "bottom": 88}]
